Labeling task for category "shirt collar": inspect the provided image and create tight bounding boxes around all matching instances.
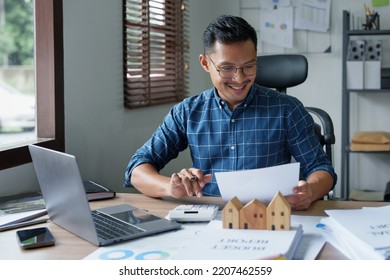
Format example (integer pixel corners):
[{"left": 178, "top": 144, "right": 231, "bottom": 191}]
[{"left": 212, "top": 85, "right": 256, "bottom": 110}]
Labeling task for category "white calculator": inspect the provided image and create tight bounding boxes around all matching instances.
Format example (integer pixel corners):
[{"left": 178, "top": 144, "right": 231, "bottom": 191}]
[{"left": 168, "top": 204, "right": 219, "bottom": 222}]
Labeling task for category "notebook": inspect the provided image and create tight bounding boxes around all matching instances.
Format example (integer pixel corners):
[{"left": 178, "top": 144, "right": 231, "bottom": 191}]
[{"left": 28, "top": 145, "right": 181, "bottom": 246}]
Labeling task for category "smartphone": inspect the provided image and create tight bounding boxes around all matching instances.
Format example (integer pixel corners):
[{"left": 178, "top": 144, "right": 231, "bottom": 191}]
[{"left": 16, "top": 227, "right": 55, "bottom": 249}]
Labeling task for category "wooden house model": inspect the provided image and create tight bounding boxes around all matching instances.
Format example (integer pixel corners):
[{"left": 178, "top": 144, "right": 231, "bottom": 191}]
[
  {"left": 221, "top": 196, "right": 242, "bottom": 229},
  {"left": 239, "top": 198, "right": 267, "bottom": 229},
  {"left": 222, "top": 191, "right": 291, "bottom": 231},
  {"left": 266, "top": 191, "right": 291, "bottom": 230}
]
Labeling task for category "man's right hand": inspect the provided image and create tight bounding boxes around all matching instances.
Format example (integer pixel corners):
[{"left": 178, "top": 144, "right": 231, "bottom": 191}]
[{"left": 170, "top": 168, "right": 212, "bottom": 198}]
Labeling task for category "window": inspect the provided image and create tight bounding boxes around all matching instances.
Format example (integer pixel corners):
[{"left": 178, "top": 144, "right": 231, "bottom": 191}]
[
  {"left": 0, "top": 0, "right": 64, "bottom": 170},
  {"left": 0, "top": 0, "right": 35, "bottom": 143},
  {"left": 123, "top": 0, "right": 189, "bottom": 108}
]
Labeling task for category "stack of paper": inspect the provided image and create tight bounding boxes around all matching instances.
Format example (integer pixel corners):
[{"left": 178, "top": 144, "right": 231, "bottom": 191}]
[
  {"left": 0, "top": 192, "right": 47, "bottom": 227},
  {"left": 84, "top": 215, "right": 326, "bottom": 260},
  {"left": 319, "top": 206, "right": 390, "bottom": 259},
  {"left": 173, "top": 220, "right": 303, "bottom": 260}
]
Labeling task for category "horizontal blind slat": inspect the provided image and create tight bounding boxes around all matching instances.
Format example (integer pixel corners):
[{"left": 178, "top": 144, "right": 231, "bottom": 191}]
[{"left": 123, "top": 0, "right": 188, "bottom": 109}]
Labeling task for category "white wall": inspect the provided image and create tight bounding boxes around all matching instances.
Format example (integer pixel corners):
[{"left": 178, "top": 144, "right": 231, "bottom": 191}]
[{"left": 0, "top": 0, "right": 389, "bottom": 198}]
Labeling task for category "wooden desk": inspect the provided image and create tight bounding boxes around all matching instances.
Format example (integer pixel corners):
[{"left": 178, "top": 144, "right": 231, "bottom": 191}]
[{"left": 1, "top": 193, "right": 389, "bottom": 260}]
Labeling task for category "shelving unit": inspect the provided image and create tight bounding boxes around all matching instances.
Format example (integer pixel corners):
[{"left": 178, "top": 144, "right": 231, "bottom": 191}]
[{"left": 341, "top": 11, "right": 390, "bottom": 199}]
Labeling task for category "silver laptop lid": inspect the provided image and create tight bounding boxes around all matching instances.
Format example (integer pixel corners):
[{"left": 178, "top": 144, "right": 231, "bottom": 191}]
[
  {"left": 28, "top": 145, "right": 99, "bottom": 245},
  {"left": 29, "top": 145, "right": 181, "bottom": 246}
]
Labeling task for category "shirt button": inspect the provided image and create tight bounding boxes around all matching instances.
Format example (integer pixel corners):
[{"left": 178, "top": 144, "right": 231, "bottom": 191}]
[
  {"left": 231, "top": 119, "right": 235, "bottom": 123},
  {"left": 230, "top": 145, "right": 235, "bottom": 150}
]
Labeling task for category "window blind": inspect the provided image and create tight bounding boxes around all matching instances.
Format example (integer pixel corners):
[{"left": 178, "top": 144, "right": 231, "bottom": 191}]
[{"left": 123, "top": 0, "right": 189, "bottom": 108}]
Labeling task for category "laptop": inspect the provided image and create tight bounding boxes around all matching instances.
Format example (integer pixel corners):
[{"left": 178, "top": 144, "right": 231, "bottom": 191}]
[{"left": 28, "top": 145, "right": 181, "bottom": 246}]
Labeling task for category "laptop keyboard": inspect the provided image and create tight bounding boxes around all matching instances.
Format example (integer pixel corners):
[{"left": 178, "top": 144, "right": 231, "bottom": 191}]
[{"left": 91, "top": 210, "right": 145, "bottom": 240}]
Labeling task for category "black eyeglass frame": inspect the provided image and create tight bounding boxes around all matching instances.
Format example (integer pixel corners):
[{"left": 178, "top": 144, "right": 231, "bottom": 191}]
[{"left": 207, "top": 55, "right": 257, "bottom": 79}]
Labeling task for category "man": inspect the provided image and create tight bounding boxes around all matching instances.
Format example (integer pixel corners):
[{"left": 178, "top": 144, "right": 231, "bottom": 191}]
[{"left": 125, "top": 15, "right": 336, "bottom": 210}]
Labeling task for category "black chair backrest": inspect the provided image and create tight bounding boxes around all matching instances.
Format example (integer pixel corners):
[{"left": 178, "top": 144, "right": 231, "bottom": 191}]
[{"left": 255, "top": 54, "right": 308, "bottom": 93}]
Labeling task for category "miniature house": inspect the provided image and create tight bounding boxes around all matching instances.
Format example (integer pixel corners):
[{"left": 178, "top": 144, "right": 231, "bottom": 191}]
[
  {"left": 239, "top": 198, "right": 267, "bottom": 229},
  {"left": 222, "top": 192, "right": 291, "bottom": 231},
  {"left": 222, "top": 196, "right": 242, "bottom": 229},
  {"left": 266, "top": 192, "right": 291, "bottom": 230}
]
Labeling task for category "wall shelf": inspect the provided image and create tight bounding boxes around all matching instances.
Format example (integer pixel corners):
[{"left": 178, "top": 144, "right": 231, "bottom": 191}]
[{"left": 341, "top": 10, "right": 390, "bottom": 199}]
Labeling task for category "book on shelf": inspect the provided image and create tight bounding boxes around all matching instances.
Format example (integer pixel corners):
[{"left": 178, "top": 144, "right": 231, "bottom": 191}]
[
  {"left": 83, "top": 180, "right": 116, "bottom": 201},
  {"left": 319, "top": 206, "right": 390, "bottom": 260},
  {"left": 173, "top": 220, "right": 303, "bottom": 260}
]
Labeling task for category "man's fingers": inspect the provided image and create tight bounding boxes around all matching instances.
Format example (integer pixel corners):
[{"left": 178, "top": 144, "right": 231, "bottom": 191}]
[
  {"left": 172, "top": 173, "right": 182, "bottom": 185},
  {"left": 171, "top": 170, "right": 212, "bottom": 197}
]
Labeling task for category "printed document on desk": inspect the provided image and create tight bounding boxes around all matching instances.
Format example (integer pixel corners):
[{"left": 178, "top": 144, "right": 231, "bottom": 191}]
[
  {"left": 319, "top": 206, "right": 390, "bottom": 259},
  {"left": 215, "top": 162, "right": 299, "bottom": 204},
  {"left": 0, "top": 209, "right": 47, "bottom": 227},
  {"left": 173, "top": 220, "right": 303, "bottom": 260},
  {"left": 83, "top": 222, "right": 204, "bottom": 260},
  {"left": 291, "top": 215, "right": 326, "bottom": 260},
  {"left": 84, "top": 215, "right": 328, "bottom": 260},
  {"left": 0, "top": 193, "right": 46, "bottom": 226}
]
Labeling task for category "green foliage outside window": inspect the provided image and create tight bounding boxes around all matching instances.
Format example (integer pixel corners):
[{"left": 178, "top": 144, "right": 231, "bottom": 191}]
[{"left": 0, "top": 0, "right": 34, "bottom": 66}]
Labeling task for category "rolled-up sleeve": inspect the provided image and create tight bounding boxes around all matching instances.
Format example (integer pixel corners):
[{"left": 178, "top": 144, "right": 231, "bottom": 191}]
[
  {"left": 124, "top": 104, "right": 188, "bottom": 187},
  {"left": 286, "top": 97, "right": 337, "bottom": 187}
]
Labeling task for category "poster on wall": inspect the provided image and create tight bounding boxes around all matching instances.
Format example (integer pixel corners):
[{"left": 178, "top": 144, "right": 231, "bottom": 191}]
[
  {"left": 261, "top": 0, "right": 292, "bottom": 9},
  {"left": 259, "top": 6, "right": 294, "bottom": 49},
  {"left": 294, "top": 0, "right": 332, "bottom": 32}
]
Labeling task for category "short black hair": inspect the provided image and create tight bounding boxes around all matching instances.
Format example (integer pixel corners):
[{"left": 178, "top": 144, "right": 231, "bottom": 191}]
[{"left": 202, "top": 15, "right": 257, "bottom": 54}]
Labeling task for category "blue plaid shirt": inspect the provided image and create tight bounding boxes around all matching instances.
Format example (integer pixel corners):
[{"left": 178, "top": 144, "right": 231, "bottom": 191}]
[{"left": 125, "top": 84, "right": 336, "bottom": 196}]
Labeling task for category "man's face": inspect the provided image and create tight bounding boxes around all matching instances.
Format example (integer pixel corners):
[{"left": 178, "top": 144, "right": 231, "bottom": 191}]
[{"left": 199, "top": 39, "right": 257, "bottom": 110}]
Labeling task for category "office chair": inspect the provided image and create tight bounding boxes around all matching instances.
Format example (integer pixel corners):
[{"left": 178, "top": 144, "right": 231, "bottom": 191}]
[
  {"left": 255, "top": 54, "right": 336, "bottom": 198},
  {"left": 255, "top": 54, "right": 335, "bottom": 161}
]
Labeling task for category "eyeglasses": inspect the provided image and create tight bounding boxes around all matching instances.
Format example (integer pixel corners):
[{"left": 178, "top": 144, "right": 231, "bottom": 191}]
[{"left": 207, "top": 55, "right": 257, "bottom": 79}]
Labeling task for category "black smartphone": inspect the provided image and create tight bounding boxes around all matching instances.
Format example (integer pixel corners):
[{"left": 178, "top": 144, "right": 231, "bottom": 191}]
[{"left": 16, "top": 227, "right": 55, "bottom": 249}]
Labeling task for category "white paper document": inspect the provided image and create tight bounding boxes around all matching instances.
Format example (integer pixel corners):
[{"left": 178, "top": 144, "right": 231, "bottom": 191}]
[
  {"left": 83, "top": 213, "right": 325, "bottom": 260},
  {"left": 215, "top": 162, "right": 299, "bottom": 204},
  {"left": 291, "top": 215, "right": 326, "bottom": 260},
  {"left": 260, "top": 6, "right": 294, "bottom": 48},
  {"left": 319, "top": 206, "right": 390, "bottom": 260},
  {"left": 0, "top": 209, "right": 47, "bottom": 226},
  {"left": 294, "top": 0, "right": 331, "bottom": 32},
  {"left": 173, "top": 220, "right": 303, "bottom": 260},
  {"left": 83, "top": 223, "right": 205, "bottom": 260},
  {"left": 260, "top": 0, "right": 291, "bottom": 9}
]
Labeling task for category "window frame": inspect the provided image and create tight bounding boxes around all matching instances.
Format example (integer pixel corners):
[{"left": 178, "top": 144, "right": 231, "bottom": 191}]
[
  {"left": 0, "top": 0, "right": 64, "bottom": 170},
  {"left": 123, "top": 0, "right": 189, "bottom": 109}
]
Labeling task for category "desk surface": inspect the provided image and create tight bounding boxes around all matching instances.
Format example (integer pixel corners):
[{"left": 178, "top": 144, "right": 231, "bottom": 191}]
[{"left": 1, "top": 193, "right": 389, "bottom": 260}]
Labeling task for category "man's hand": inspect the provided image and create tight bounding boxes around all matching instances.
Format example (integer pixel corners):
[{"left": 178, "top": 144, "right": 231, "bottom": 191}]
[
  {"left": 286, "top": 170, "right": 334, "bottom": 210},
  {"left": 170, "top": 168, "right": 212, "bottom": 198},
  {"left": 285, "top": 180, "right": 313, "bottom": 210}
]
